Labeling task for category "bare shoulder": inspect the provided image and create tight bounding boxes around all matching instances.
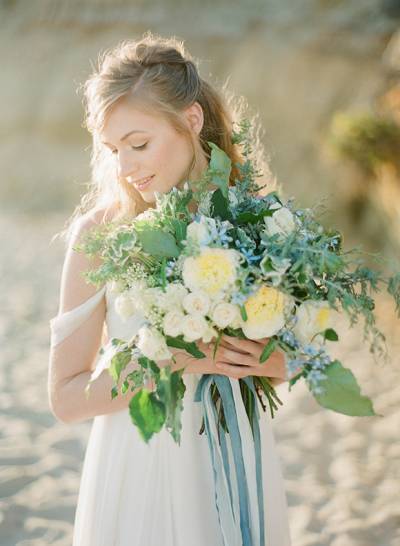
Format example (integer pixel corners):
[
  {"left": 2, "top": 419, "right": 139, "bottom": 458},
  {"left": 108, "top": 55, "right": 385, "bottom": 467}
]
[
  {"left": 58, "top": 205, "right": 117, "bottom": 314},
  {"left": 72, "top": 205, "right": 117, "bottom": 243}
]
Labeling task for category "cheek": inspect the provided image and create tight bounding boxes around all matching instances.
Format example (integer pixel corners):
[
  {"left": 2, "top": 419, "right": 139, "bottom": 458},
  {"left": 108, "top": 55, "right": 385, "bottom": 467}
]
[{"left": 155, "top": 137, "right": 192, "bottom": 186}]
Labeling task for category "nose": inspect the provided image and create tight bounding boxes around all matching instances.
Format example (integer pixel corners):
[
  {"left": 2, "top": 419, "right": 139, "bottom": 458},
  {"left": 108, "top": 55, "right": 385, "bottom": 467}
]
[{"left": 116, "top": 152, "right": 140, "bottom": 180}]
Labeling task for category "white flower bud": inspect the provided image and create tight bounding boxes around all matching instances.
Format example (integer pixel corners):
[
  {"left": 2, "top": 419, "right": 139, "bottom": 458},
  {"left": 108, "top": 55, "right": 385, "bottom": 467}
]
[
  {"left": 114, "top": 292, "right": 136, "bottom": 321},
  {"left": 182, "top": 290, "right": 210, "bottom": 316}
]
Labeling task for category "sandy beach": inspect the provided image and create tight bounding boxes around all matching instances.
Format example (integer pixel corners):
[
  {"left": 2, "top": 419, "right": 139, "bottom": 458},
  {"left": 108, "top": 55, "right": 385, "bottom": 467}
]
[{"left": 0, "top": 211, "right": 399, "bottom": 545}]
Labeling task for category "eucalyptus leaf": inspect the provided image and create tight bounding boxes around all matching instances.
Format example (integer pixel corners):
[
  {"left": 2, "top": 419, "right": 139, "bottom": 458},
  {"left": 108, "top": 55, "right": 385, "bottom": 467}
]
[
  {"left": 313, "top": 360, "right": 379, "bottom": 417},
  {"left": 136, "top": 229, "right": 180, "bottom": 258}
]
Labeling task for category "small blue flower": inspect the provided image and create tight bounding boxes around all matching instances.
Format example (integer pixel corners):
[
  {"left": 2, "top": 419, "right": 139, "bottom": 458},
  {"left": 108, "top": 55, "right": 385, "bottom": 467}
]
[
  {"left": 231, "top": 292, "right": 247, "bottom": 306},
  {"left": 286, "top": 358, "right": 304, "bottom": 375},
  {"left": 303, "top": 344, "right": 322, "bottom": 357},
  {"left": 306, "top": 369, "right": 327, "bottom": 386}
]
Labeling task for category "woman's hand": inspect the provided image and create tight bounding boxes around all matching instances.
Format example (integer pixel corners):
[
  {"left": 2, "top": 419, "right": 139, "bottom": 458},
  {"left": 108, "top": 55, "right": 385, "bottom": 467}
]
[
  {"left": 214, "top": 335, "right": 288, "bottom": 383},
  {"left": 163, "top": 335, "right": 288, "bottom": 384},
  {"left": 157, "top": 340, "right": 228, "bottom": 375}
]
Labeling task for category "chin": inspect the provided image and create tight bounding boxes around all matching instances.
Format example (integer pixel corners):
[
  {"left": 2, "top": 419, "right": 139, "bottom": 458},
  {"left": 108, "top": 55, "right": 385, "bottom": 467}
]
[{"left": 140, "top": 190, "right": 157, "bottom": 204}]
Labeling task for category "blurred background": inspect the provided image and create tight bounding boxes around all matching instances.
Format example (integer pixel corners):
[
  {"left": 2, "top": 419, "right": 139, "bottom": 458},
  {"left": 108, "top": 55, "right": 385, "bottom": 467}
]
[{"left": 1, "top": 1, "right": 400, "bottom": 545}]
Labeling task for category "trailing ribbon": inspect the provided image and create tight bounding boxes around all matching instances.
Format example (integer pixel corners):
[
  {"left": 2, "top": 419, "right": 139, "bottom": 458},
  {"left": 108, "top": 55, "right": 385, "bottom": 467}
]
[{"left": 194, "top": 375, "right": 265, "bottom": 546}]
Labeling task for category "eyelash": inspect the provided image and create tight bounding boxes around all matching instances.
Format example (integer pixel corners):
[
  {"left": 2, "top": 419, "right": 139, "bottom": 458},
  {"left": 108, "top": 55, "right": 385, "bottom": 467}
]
[{"left": 111, "top": 143, "right": 148, "bottom": 155}]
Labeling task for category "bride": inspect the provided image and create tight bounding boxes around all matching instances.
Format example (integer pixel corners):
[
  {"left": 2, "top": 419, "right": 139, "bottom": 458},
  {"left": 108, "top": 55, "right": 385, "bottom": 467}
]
[{"left": 48, "top": 31, "right": 292, "bottom": 546}]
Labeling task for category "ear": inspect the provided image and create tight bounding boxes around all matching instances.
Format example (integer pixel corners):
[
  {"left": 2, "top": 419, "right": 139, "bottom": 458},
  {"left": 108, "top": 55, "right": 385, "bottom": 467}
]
[{"left": 183, "top": 101, "right": 204, "bottom": 135}]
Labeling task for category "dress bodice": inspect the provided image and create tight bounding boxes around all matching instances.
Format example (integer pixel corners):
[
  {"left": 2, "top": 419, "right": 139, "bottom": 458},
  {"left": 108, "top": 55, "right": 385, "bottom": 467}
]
[{"left": 49, "top": 282, "right": 146, "bottom": 347}]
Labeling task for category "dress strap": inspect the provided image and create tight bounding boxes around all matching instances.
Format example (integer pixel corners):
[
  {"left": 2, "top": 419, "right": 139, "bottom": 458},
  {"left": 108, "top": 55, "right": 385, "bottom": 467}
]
[{"left": 49, "top": 285, "right": 107, "bottom": 347}]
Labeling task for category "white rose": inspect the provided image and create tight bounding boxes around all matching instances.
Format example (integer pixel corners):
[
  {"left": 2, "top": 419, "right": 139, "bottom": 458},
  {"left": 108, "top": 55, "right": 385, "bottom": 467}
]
[
  {"left": 182, "top": 290, "right": 210, "bottom": 316},
  {"left": 293, "top": 300, "right": 337, "bottom": 345},
  {"left": 136, "top": 326, "right": 172, "bottom": 361},
  {"left": 186, "top": 217, "right": 214, "bottom": 246},
  {"left": 264, "top": 206, "right": 296, "bottom": 237},
  {"left": 158, "top": 283, "right": 189, "bottom": 312},
  {"left": 162, "top": 310, "right": 185, "bottom": 337},
  {"left": 133, "top": 287, "right": 162, "bottom": 314},
  {"left": 114, "top": 292, "right": 137, "bottom": 321},
  {"left": 211, "top": 302, "right": 241, "bottom": 329},
  {"left": 181, "top": 314, "right": 209, "bottom": 342}
]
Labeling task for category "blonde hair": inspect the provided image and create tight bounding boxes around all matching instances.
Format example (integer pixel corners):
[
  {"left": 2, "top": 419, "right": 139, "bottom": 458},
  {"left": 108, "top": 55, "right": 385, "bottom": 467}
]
[{"left": 53, "top": 31, "right": 278, "bottom": 246}]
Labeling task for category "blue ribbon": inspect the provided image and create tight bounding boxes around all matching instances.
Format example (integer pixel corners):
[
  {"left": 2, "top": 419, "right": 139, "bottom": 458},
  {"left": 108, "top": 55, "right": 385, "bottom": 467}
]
[{"left": 194, "top": 374, "right": 265, "bottom": 546}]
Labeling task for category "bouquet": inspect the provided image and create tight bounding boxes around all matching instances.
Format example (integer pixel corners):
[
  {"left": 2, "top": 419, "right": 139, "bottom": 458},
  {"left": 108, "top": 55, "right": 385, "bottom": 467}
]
[{"left": 75, "top": 119, "right": 400, "bottom": 545}]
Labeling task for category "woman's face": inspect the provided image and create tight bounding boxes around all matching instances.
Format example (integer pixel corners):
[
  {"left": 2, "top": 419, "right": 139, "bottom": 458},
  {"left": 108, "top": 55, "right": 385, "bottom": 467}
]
[{"left": 100, "top": 96, "right": 208, "bottom": 203}]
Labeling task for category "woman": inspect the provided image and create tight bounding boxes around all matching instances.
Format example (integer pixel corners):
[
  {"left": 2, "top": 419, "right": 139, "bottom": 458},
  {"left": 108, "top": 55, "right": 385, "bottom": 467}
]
[{"left": 48, "top": 31, "right": 292, "bottom": 546}]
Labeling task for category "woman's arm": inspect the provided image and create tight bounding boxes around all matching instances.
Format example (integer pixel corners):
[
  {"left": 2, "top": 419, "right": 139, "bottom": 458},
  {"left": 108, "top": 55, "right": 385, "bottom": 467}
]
[{"left": 48, "top": 208, "right": 141, "bottom": 424}]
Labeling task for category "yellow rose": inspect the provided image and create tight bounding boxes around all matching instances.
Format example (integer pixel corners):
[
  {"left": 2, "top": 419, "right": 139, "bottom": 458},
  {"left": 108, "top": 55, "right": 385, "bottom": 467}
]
[
  {"left": 240, "top": 285, "right": 293, "bottom": 340},
  {"left": 293, "top": 300, "right": 337, "bottom": 345},
  {"left": 182, "top": 248, "right": 239, "bottom": 299}
]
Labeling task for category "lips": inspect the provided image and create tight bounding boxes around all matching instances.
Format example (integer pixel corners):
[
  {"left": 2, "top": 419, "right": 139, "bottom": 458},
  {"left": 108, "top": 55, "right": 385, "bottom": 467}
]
[{"left": 133, "top": 175, "right": 155, "bottom": 190}]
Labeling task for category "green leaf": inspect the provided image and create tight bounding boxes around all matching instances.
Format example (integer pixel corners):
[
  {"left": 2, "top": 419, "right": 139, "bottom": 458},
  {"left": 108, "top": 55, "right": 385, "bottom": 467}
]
[
  {"left": 240, "top": 304, "right": 248, "bottom": 322},
  {"left": 109, "top": 350, "right": 132, "bottom": 383},
  {"left": 313, "top": 360, "right": 379, "bottom": 417},
  {"left": 129, "top": 389, "right": 166, "bottom": 443},
  {"left": 212, "top": 330, "right": 223, "bottom": 361},
  {"left": 170, "top": 219, "right": 187, "bottom": 243},
  {"left": 136, "top": 229, "right": 180, "bottom": 258},
  {"left": 160, "top": 257, "right": 167, "bottom": 290},
  {"left": 224, "top": 327, "right": 247, "bottom": 339},
  {"left": 125, "top": 369, "right": 145, "bottom": 391},
  {"left": 259, "top": 338, "right": 278, "bottom": 363},
  {"left": 156, "top": 367, "right": 186, "bottom": 443},
  {"left": 207, "top": 141, "right": 231, "bottom": 198},
  {"left": 121, "top": 379, "right": 129, "bottom": 394},
  {"left": 111, "top": 337, "right": 128, "bottom": 347},
  {"left": 236, "top": 209, "right": 271, "bottom": 225},
  {"left": 166, "top": 335, "right": 206, "bottom": 358},
  {"left": 288, "top": 370, "right": 305, "bottom": 391},
  {"left": 111, "top": 385, "right": 119, "bottom": 399},
  {"left": 323, "top": 328, "right": 339, "bottom": 341},
  {"left": 211, "top": 188, "right": 231, "bottom": 220}
]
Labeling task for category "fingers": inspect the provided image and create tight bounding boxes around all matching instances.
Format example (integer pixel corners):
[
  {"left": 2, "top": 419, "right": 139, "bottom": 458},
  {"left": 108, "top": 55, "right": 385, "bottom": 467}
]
[
  {"left": 214, "top": 346, "right": 255, "bottom": 367},
  {"left": 222, "top": 335, "right": 269, "bottom": 355},
  {"left": 218, "top": 339, "right": 249, "bottom": 355},
  {"left": 215, "top": 362, "right": 273, "bottom": 379},
  {"left": 215, "top": 362, "right": 252, "bottom": 379}
]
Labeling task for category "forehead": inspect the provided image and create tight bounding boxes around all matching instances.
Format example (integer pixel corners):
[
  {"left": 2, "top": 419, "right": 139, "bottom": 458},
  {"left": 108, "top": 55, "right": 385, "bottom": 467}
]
[{"left": 101, "top": 97, "right": 167, "bottom": 143}]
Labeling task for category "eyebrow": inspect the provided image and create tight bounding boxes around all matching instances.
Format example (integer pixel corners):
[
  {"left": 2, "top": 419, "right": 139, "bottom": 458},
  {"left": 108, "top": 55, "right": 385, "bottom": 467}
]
[{"left": 101, "top": 130, "right": 149, "bottom": 146}]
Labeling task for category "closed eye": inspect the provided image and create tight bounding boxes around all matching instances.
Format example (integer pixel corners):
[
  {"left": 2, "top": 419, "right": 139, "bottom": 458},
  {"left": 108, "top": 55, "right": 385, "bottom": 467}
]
[
  {"left": 131, "top": 143, "right": 148, "bottom": 150},
  {"left": 110, "top": 143, "right": 148, "bottom": 155}
]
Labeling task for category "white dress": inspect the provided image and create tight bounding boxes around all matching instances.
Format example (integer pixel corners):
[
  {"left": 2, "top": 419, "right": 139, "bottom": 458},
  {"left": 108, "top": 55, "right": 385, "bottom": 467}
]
[{"left": 49, "top": 282, "right": 292, "bottom": 546}]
